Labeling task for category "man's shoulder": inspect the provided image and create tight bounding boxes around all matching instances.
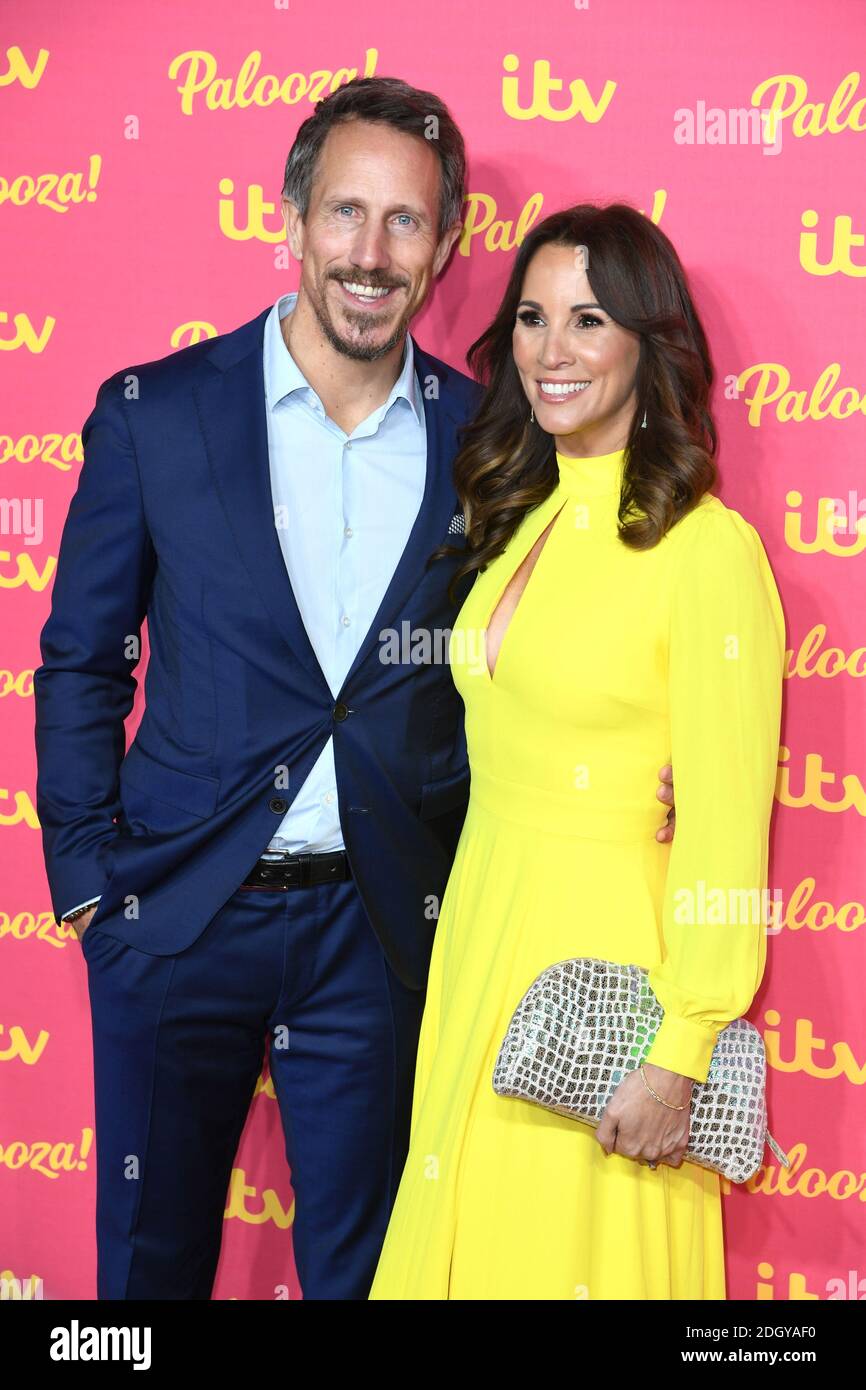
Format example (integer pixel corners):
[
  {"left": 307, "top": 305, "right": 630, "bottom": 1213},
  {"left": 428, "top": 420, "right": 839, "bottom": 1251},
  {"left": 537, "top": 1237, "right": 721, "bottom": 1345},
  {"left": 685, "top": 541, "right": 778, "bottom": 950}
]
[
  {"left": 99, "top": 305, "right": 271, "bottom": 400},
  {"left": 411, "top": 342, "right": 484, "bottom": 419}
]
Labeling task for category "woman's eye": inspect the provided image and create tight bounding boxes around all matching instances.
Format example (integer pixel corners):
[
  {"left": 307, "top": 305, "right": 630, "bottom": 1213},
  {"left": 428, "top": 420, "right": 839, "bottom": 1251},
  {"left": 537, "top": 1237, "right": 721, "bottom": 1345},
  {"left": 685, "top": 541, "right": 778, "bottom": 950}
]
[{"left": 516, "top": 310, "right": 605, "bottom": 329}]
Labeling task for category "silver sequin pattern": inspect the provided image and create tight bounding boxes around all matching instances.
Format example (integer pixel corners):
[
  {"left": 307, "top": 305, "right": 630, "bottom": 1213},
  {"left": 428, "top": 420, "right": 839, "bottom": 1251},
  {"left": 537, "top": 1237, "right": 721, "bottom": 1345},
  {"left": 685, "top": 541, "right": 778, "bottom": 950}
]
[
  {"left": 492, "top": 957, "right": 789, "bottom": 1183},
  {"left": 447, "top": 512, "right": 465, "bottom": 536}
]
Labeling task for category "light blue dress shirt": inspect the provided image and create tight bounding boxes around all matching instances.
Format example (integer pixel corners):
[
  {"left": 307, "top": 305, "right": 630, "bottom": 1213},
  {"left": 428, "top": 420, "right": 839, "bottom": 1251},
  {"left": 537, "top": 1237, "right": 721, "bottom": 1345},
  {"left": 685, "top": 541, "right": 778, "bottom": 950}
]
[
  {"left": 261, "top": 290, "right": 428, "bottom": 853},
  {"left": 62, "top": 291, "right": 428, "bottom": 916}
]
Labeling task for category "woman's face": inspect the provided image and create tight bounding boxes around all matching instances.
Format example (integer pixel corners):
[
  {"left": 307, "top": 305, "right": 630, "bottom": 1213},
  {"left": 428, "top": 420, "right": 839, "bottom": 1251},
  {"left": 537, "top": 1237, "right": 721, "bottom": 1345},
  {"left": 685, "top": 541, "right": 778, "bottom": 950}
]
[{"left": 512, "top": 242, "right": 641, "bottom": 454}]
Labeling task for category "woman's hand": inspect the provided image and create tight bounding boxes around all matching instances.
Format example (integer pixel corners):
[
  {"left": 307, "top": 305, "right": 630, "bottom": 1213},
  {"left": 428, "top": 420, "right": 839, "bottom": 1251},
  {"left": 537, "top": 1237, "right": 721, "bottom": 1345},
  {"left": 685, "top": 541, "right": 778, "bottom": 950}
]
[
  {"left": 655, "top": 763, "right": 675, "bottom": 842},
  {"left": 594, "top": 1062, "right": 693, "bottom": 1168}
]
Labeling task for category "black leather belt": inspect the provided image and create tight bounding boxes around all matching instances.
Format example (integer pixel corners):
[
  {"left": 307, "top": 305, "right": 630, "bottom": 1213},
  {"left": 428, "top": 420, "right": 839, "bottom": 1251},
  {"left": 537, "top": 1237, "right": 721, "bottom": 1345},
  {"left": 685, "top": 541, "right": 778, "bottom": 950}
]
[{"left": 239, "top": 850, "right": 352, "bottom": 890}]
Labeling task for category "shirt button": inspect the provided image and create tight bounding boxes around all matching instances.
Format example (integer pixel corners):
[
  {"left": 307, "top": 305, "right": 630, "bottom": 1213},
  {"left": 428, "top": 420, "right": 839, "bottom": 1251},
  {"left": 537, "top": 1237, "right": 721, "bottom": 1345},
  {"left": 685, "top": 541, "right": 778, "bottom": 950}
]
[
  {"left": 345, "top": 440, "right": 353, "bottom": 449},
  {"left": 344, "top": 526, "right": 353, "bottom": 538},
  {"left": 269, "top": 797, "right": 288, "bottom": 813},
  {"left": 323, "top": 791, "right": 336, "bottom": 805},
  {"left": 341, "top": 615, "right": 351, "bottom": 627}
]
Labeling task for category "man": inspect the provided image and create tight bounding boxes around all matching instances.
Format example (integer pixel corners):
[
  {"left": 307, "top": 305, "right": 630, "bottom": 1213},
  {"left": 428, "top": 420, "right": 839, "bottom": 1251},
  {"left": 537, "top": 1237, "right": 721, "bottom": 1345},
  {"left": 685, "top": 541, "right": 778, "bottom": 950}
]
[{"left": 34, "top": 76, "right": 675, "bottom": 1300}]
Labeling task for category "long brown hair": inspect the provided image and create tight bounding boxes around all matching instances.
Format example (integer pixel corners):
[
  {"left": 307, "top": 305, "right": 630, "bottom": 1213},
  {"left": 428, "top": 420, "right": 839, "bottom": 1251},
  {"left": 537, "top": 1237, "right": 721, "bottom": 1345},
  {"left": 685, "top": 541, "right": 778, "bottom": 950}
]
[{"left": 439, "top": 203, "right": 718, "bottom": 597}]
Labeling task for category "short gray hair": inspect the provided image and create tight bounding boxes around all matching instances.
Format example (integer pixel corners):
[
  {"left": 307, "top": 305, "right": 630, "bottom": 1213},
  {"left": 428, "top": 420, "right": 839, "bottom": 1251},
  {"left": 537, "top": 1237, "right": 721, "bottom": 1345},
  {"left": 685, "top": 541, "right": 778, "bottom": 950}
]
[{"left": 282, "top": 76, "right": 466, "bottom": 240}]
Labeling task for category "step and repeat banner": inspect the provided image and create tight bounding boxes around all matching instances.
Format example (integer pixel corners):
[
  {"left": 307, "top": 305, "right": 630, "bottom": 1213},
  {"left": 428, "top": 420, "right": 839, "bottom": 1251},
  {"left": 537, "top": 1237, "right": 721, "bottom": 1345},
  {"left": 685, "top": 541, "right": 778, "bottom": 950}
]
[{"left": 1, "top": 0, "right": 864, "bottom": 1301}]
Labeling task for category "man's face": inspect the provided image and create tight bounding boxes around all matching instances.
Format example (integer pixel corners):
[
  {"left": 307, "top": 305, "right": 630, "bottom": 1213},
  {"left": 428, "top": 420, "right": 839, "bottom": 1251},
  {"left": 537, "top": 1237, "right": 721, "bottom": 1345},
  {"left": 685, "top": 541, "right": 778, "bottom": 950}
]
[{"left": 282, "top": 119, "right": 461, "bottom": 362}]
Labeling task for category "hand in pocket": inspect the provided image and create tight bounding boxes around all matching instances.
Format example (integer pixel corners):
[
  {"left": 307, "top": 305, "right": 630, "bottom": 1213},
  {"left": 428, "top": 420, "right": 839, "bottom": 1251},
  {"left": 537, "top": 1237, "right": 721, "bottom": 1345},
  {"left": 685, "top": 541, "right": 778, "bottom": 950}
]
[{"left": 69, "top": 904, "right": 99, "bottom": 944}]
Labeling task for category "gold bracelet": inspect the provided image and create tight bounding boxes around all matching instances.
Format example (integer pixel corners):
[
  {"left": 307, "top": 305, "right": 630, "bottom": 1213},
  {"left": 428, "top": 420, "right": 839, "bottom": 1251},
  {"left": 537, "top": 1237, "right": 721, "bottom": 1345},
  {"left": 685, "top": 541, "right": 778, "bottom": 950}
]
[{"left": 639, "top": 1063, "right": 687, "bottom": 1110}]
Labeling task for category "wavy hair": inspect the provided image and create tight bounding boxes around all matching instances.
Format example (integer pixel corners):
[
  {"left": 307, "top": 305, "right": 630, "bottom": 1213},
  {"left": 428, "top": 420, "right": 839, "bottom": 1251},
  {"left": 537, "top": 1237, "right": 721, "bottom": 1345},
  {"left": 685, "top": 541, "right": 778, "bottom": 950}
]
[{"left": 439, "top": 203, "right": 718, "bottom": 597}]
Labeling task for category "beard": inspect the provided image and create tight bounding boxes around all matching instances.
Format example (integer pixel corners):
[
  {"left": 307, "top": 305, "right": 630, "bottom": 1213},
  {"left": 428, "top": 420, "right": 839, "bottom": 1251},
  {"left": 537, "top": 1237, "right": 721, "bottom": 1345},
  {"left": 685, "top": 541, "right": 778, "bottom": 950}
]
[{"left": 311, "top": 271, "right": 411, "bottom": 362}]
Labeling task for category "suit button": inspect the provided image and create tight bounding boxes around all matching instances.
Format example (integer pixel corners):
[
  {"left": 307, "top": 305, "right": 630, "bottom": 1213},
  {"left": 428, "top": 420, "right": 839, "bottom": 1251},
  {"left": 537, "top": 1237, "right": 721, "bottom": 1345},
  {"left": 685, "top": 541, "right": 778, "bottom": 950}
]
[
  {"left": 333, "top": 702, "right": 349, "bottom": 722},
  {"left": 269, "top": 797, "right": 288, "bottom": 813}
]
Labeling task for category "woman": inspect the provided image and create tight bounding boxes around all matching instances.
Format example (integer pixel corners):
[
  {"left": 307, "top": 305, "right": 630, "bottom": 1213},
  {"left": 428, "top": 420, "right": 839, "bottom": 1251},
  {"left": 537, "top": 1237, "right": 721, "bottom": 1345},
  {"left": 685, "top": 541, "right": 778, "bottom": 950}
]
[{"left": 369, "top": 203, "right": 786, "bottom": 1300}]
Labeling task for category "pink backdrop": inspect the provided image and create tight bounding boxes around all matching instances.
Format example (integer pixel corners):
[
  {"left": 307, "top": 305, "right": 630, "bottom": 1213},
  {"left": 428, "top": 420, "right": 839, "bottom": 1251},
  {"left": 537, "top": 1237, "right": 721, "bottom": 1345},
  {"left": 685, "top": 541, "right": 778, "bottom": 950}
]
[{"left": 2, "top": 0, "right": 864, "bottom": 1301}]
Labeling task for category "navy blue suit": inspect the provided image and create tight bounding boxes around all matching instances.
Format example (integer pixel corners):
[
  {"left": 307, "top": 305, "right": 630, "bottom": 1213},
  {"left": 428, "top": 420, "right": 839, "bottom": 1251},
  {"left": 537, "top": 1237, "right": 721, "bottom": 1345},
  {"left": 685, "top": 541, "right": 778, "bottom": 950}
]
[{"left": 34, "top": 306, "right": 484, "bottom": 1298}]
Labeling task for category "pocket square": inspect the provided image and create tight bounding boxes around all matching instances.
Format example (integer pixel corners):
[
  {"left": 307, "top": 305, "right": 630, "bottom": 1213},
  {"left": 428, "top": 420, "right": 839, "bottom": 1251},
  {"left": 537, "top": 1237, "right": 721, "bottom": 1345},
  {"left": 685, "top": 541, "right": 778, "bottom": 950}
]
[{"left": 447, "top": 511, "right": 465, "bottom": 536}]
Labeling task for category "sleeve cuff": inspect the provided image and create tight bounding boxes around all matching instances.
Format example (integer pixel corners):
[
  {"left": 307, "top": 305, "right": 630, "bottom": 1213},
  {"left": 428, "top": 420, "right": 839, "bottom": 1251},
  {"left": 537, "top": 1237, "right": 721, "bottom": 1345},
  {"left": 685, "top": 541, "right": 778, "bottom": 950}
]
[
  {"left": 643, "top": 1012, "right": 719, "bottom": 1083},
  {"left": 61, "top": 895, "right": 102, "bottom": 921}
]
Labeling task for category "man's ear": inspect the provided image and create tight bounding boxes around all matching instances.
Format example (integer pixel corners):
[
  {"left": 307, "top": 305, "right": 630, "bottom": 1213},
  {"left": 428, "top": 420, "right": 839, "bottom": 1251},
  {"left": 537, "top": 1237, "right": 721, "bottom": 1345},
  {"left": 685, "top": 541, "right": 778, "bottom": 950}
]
[
  {"left": 281, "top": 197, "right": 304, "bottom": 260},
  {"left": 432, "top": 221, "right": 464, "bottom": 276}
]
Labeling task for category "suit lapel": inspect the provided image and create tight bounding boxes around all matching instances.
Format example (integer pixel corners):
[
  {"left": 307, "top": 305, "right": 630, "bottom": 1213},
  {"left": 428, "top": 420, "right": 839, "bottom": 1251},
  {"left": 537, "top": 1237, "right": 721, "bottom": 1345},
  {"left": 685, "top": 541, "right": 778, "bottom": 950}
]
[
  {"left": 341, "top": 345, "right": 461, "bottom": 689},
  {"left": 195, "top": 317, "right": 462, "bottom": 695},
  {"left": 194, "top": 308, "right": 331, "bottom": 693}
]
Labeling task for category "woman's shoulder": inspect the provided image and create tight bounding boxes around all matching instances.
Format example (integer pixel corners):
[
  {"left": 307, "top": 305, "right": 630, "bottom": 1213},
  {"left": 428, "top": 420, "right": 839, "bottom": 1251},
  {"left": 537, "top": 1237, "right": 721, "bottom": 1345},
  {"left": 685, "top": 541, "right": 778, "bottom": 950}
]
[
  {"left": 664, "top": 491, "right": 769, "bottom": 569},
  {"left": 662, "top": 490, "right": 787, "bottom": 645}
]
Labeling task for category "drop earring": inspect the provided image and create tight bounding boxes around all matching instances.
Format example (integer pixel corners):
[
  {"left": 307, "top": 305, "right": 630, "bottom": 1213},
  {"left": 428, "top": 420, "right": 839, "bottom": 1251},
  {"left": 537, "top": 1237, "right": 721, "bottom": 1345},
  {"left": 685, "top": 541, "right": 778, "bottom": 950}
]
[
  {"left": 641, "top": 409, "right": 647, "bottom": 429},
  {"left": 530, "top": 406, "right": 535, "bottom": 424}
]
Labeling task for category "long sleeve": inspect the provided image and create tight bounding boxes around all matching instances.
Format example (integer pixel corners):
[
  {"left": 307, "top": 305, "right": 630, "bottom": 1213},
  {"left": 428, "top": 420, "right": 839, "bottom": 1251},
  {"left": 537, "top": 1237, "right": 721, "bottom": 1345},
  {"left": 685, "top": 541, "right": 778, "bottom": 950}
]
[
  {"left": 642, "top": 503, "right": 786, "bottom": 1083},
  {"left": 34, "top": 371, "right": 157, "bottom": 927}
]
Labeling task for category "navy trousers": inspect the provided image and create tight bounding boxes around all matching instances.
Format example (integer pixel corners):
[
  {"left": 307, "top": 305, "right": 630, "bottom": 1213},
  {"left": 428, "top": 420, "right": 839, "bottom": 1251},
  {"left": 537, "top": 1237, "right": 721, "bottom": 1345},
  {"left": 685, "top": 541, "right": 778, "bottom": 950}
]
[{"left": 82, "top": 876, "right": 426, "bottom": 1299}]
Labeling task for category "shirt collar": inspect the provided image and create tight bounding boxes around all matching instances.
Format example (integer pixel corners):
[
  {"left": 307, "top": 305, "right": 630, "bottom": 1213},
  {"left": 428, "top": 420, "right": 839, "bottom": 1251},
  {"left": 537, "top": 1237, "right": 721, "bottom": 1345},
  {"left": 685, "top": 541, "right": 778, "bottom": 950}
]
[{"left": 263, "top": 291, "right": 423, "bottom": 425}]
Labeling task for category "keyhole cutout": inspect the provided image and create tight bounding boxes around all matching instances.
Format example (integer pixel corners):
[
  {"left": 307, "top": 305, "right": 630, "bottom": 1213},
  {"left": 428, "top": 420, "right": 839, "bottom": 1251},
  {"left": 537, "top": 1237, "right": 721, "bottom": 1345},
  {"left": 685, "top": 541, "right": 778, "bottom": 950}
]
[{"left": 485, "top": 503, "right": 567, "bottom": 680}]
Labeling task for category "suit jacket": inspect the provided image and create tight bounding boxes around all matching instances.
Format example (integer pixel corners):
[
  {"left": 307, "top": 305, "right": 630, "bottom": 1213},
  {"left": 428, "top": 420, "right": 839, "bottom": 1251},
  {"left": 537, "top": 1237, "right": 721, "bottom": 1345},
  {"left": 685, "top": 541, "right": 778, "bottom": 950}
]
[{"left": 34, "top": 305, "right": 484, "bottom": 990}]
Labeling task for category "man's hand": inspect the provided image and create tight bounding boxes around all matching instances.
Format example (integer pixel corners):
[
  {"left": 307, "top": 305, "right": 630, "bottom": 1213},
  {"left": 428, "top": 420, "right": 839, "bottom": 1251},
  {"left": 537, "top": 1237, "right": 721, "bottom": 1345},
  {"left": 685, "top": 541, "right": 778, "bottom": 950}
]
[
  {"left": 655, "top": 763, "right": 675, "bottom": 843},
  {"left": 66, "top": 904, "right": 98, "bottom": 942},
  {"left": 595, "top": 1062, "right": 693, "bottom": 1168}
]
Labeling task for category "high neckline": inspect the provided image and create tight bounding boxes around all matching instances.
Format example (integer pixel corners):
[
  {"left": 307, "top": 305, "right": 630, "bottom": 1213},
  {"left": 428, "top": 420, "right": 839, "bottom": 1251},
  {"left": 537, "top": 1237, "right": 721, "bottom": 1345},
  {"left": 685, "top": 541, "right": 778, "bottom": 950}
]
[{"left": 555, "top": 447, "right": 627, "bottom": 498}]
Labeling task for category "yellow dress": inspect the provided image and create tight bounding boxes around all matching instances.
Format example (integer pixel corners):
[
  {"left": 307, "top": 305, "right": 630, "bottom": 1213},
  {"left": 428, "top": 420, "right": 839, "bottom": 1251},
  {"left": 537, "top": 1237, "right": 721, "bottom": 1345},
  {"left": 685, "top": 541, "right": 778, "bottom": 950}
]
[{"left": 369, "top": 446, "right": 786, "bottom": 1300}]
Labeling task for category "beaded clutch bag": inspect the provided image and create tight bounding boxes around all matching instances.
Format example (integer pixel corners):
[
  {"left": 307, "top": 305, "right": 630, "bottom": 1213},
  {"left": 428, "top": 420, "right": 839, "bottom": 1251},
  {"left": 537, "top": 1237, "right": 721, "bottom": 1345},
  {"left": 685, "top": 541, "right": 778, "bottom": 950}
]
[{"left": 492, "top": 957, "right": 790, "bottom": 1183}]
